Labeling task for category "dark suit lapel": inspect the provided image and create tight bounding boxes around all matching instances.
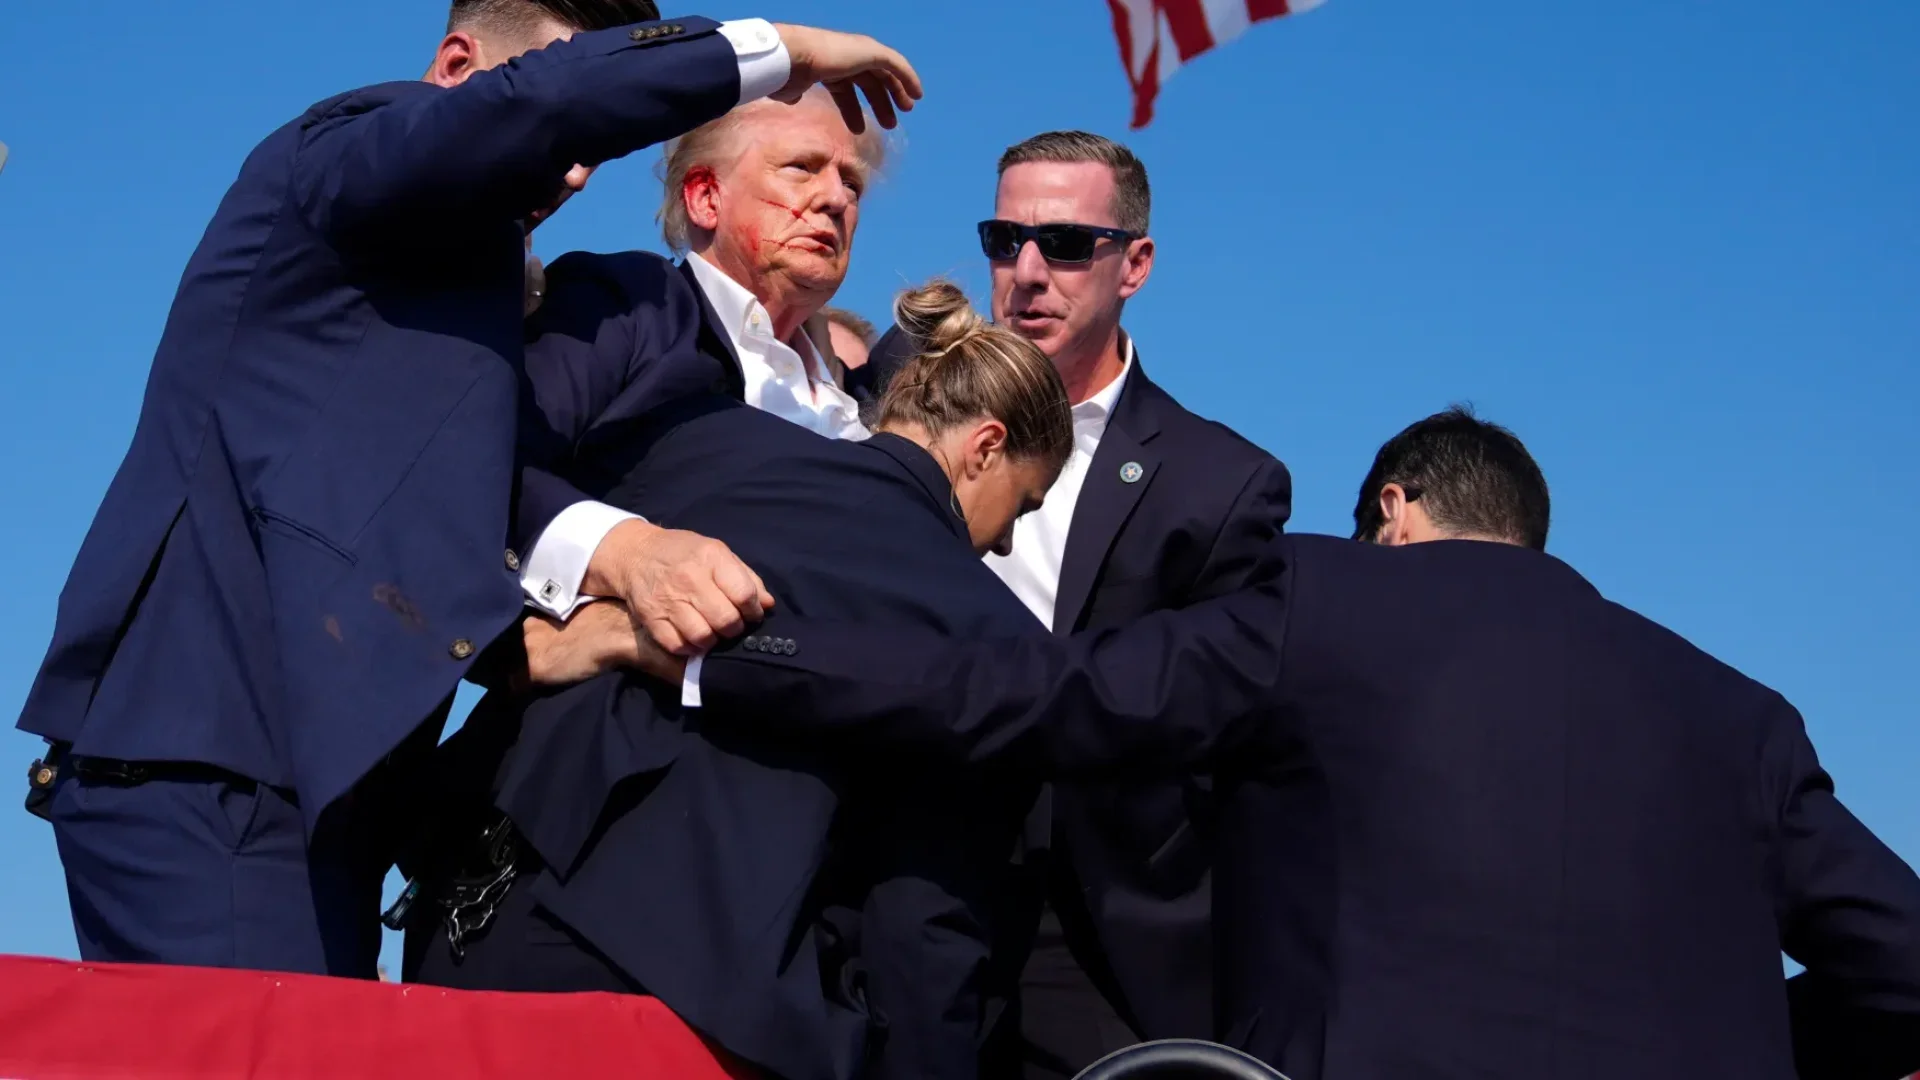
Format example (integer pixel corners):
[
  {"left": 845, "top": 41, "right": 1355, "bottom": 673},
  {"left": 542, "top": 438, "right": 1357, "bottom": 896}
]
[
  {"left": 678, "top": 260, "right": 746, "bottom": 400},
  {"left": 1052, "top": 357, "right": 1166, "bottom": 635}
]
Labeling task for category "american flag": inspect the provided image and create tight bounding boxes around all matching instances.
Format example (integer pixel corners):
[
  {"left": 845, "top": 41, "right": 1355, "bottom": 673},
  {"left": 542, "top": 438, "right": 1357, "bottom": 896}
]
[{"left": 1107, "top": 0, "right": 1327, "bottom": 128}]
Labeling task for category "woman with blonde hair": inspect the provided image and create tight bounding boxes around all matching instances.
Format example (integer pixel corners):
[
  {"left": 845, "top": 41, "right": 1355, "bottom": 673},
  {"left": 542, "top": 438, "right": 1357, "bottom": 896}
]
[{"left": 410, "top": 280, "right": 1071, "bottom": 1080}]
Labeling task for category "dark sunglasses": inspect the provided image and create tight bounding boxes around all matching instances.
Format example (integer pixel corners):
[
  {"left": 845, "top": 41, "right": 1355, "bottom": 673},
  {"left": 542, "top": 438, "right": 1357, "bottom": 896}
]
[{"left": 977, "top": 219, "right": 1140, "bottom": 265}]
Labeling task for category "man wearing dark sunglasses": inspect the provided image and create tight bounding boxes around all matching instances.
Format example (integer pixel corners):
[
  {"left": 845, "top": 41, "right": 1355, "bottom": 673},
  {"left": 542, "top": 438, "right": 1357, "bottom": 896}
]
[
  {"left": 949, "top": 131, "right": 1294, "bottom": 1079},
  {"left": 649, "top": 406, "right": 1920, "bottom": 1080}
]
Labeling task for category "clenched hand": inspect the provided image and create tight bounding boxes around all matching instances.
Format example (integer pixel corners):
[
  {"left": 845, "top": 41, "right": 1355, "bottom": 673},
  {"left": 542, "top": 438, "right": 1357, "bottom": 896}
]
[{"left": 583, "top": 519, "right": 772, "bottom": 655}]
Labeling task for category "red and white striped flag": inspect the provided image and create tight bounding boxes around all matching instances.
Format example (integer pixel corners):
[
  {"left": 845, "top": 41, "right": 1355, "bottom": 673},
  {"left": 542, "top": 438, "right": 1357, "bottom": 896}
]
[{"left": 1107, "top": 0, "right": 1327, "bottom": 128}]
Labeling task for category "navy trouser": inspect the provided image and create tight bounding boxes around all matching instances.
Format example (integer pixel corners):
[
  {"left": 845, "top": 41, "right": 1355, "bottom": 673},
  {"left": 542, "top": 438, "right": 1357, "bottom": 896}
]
[{"left": 49, "top": 769, "right": 385, "bottom": 977}]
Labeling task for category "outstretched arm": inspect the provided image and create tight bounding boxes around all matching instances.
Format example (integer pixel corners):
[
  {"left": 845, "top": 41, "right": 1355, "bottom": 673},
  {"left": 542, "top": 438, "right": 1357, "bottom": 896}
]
[
  {"left": 689, "top": 564, "right": 1294, "bottom": 776},
  {"left": 294, "top": 21, "right": 744, "bottom": 238},
  {"left": 294, "top": 20, "right": 921, "bottom": 238}
]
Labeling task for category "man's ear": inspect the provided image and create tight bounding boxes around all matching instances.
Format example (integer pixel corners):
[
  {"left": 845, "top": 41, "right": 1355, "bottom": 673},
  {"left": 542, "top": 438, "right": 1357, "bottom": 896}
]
[
  {"left": 683, "top": 166, "right": 723, "bottom": 233},
  {"left": 1118, "top": 236, "right": 1155, "bottom": 300},
  {"left": 428, "top": 32, "right": 482, "bottom": 88},
  {"left": 1376, "top": 483, "right": 1411, "bottom": 546}
]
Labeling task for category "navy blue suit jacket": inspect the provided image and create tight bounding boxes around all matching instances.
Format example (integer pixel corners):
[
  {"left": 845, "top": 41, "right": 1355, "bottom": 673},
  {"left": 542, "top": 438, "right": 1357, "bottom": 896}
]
[
  {"left": 16, "top": 21, "right": 742, "bottom": 822},
  {"left": 487, "top": 372, "right": 1047, "bottom": 1078},
  {"left": 693, "top": 536, "right": 1920, "bottom": 1080},
  {"left": 1029, "top": 358, "right": 1290, "bottom": 1046},
  {"left": 513, "top": 252, "right": 853, "bottom": 544},
  {"left": 845, "top": 325, "right": 1294, "bottom": 1047},
  {"left": 512, "top": 252, "right": 746, "bottom": 547}
]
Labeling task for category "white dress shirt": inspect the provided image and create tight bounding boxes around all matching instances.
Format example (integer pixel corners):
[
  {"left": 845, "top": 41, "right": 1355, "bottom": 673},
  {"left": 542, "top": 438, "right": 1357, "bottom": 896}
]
[
  {"left": 983, "top": 338, "right": 1134, "bottom": 627},
  {"left": 683, "top": 254, "right": 869, "bottom": 442},
  {"left": 684, "top": 335, "right": 1138, "bottom": 706},
  {"left": 519, "top": 243, "right": 868, "bottom": 618}
]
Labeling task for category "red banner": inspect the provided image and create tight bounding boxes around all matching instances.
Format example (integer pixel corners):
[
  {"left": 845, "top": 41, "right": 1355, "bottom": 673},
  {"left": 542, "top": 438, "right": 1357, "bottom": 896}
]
[{"left": 0, "top": 955, "right": 756, "bottom": 1079}]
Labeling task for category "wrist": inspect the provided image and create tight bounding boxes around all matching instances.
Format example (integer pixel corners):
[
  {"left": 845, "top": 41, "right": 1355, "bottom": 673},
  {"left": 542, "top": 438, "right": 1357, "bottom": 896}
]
[
  {"left": 581, "top": 518, "right": 661, "bottom": 599},
  {"left": 594, "top": 611, "right": 642, "bottom": 672}
]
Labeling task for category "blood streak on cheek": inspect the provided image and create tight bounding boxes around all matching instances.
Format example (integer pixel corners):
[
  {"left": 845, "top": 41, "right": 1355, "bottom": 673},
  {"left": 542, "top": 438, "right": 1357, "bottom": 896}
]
[
  {"left": 737, "top": 222, "right": 778, "bottom": 253},
  {"left": 759, "top": 198, "right": 807, "bottom": 220}
]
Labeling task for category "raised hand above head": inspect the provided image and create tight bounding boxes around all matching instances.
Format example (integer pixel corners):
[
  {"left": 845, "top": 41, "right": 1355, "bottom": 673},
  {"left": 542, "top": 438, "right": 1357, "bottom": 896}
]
[{"left": 770, "top": 24, "right": 923, "bottom": 133}]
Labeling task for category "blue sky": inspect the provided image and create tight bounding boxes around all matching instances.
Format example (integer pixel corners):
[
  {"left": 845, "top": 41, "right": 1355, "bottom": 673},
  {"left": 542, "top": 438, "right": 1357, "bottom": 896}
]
[{"left": 0, "top": 0, "right": 1914, "bottom": 976}]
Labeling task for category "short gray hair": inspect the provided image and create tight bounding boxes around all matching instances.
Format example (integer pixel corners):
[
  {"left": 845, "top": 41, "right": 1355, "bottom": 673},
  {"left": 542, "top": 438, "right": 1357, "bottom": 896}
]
[
  {"left": 997, "top": 130, "right": 1151, "bottom": 235},
  {"left": 656, "top": 90, "right": 890, "bottom": 255}
]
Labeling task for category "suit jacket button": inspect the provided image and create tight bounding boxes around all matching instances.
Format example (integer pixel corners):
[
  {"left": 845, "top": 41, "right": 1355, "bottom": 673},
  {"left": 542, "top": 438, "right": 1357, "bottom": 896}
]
[
  {"left": 505, "top": 550, "right": 521, "bottom": 572},
  {"left": 449, "top": 639, "right": 475, "bottom": 660},
  {"left": 744, "top": 636, "right": 762, "bottom": 652},
  {"left": 781, "top": 639, "right": 798, "bottom": 656},
  {"left": 630, "top": 27, "right": 650, "bottom": 40}
]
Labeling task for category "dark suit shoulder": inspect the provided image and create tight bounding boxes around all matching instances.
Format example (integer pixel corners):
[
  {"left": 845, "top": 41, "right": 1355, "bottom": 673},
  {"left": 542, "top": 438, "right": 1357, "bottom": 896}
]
[
  {"left": 1290, "top": 534, "right": 1784, "bottom": 716},
  {"left": 530, "top": 250, "right": 695, "bottom": 345},
  {"left": 1151, "top": 390, "right": 1274, "bottom": 463},
  {"left": 1132, "top": 373, "right": 1278, "bottom": 465},
  {"left": 543, "top": 249, "right": 680, "bottom": 304},
  {"left": 1595, "top": 594, "right": 1789, "bottom": 714},
  {"left": 294, "top": 80, "right": 429, "bottom": 129},
  {"left": 1125, "top": 369, "right": 1291, "bottom": 530}
]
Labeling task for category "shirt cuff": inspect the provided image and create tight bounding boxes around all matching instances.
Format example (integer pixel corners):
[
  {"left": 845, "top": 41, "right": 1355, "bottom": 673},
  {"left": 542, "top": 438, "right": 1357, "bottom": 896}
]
[
  {"left": 719, "top": 19, "right": 791, "bottom": 105},
  {"left": 522, "top": 501, "right": 642, "bottom": 620},
  {"left": 682, "top": 653, "right": 706, "bottom": 709}
]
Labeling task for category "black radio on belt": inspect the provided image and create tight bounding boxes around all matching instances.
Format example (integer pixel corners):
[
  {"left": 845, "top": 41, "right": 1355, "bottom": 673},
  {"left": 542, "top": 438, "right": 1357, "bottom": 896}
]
[{"left": 24, "top": 746, "right": 63, "bottom": 822}]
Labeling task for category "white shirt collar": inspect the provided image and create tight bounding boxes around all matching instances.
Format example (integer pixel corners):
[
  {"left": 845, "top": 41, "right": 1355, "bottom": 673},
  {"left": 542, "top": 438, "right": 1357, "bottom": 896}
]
[
  {"left": 685, "top": 253, "right": 866, "bottom": 442},
  {"left": 687, "top": 252, "right": 830, "bottom": 382},
  {"left": 1072, "top": 332, "right": 1135, "bottom": 439},
  {"left": 695, "top": 251, "right": 837, "bottom": 382}
]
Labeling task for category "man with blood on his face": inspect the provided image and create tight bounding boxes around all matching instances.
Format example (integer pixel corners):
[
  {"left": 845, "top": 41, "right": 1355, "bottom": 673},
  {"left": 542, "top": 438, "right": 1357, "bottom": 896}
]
[
  {"left": 653, "top": 86, "right": 887, "bottom": 440},
  {"left": 510, "top": 87, "right": 890, "bottom": 642}
]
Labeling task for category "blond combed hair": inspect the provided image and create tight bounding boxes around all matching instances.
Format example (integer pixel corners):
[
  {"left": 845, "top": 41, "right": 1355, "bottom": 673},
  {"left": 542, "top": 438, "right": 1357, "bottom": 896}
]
[
  {"left": 656, "top": 89, "right": 891, "bottom": 254},
  {"left": 876, "top": 281, "right": 1073, "bottom": 472}
]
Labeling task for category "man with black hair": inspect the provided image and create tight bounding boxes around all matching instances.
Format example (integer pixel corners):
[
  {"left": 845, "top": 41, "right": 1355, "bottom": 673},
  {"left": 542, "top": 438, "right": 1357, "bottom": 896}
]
[
  {"left": 653, "top": 407, "right": 1920, "bottom": 1079},
  {"left": 17, "top": 0, "right": 920, "bottom": 977},
  {"left": 1349, "top": 404, "right": 1550, "bottom": 549}
]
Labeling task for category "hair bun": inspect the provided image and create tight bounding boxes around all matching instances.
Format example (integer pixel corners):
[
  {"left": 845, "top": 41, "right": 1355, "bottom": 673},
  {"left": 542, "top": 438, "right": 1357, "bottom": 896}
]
[{"left": 893, "top": 279, "right": 984, "bottom": 355}]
